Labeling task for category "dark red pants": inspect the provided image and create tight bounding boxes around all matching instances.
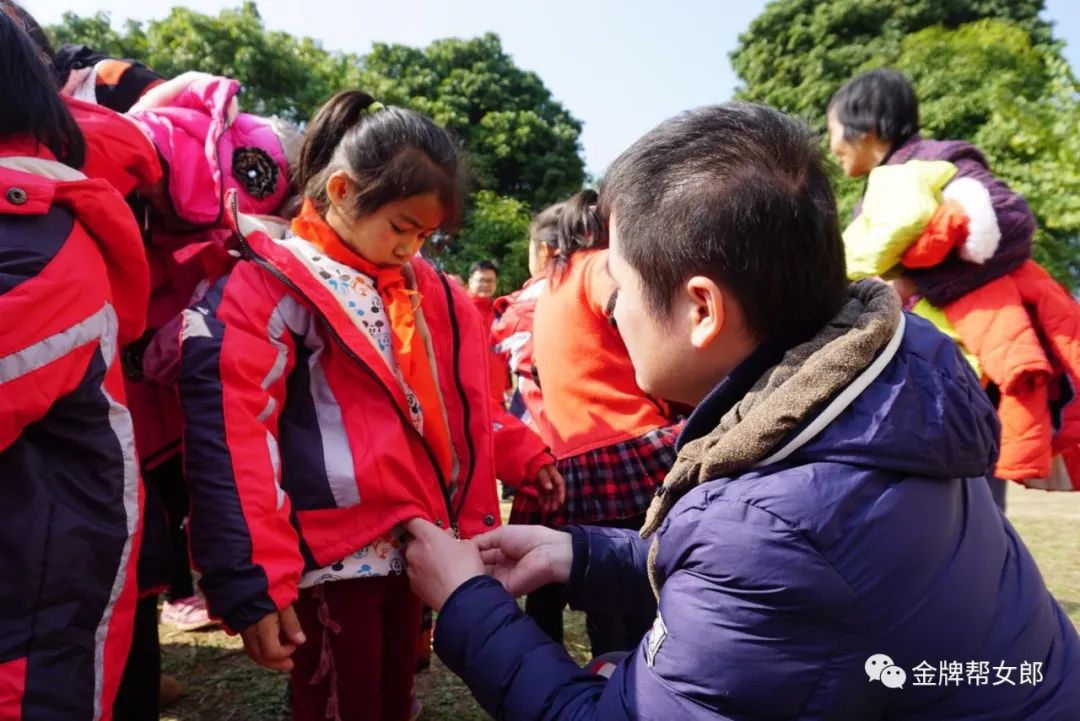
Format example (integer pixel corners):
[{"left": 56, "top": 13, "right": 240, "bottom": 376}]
[{"left": 290, "top": 575, "right": 423, "bottom": 721}]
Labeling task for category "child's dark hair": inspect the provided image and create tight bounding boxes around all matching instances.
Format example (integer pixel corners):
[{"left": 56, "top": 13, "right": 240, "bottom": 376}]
[
  {"left": 295, "top": 90, "right": 465, "bottom": 231},
  {"left": 599, "top": 102, "right": 847, "bottom": 343},
  {"left": 532, "top": 189, "right": 606, "bottom": 280},
  {"left": 828, "top": 69, "right": 920, "bottom": 146},
  {"left": 2, "top": 1, "right": 56, "bottom": 61},
  {"left": 468, "top": 259, "right": 499, "bottom": 277},
  {"left": 529, "top": 201, "right": 563, "bottom": 252},
  {"left": 0, "top": 12, "right": 85, "bottom": 168}
]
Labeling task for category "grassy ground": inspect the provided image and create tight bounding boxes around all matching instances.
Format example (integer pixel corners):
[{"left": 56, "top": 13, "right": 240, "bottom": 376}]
[
  {"left": 160, "top": 485, "right": 1080, "bottom": 721},
  {"left": 1001, "top": 485, "right": 1080, "bottom": 622}
]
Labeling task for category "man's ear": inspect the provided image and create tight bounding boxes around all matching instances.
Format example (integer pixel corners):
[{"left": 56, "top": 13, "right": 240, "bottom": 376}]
[{"left": 686, "top": 276, "right": 725, "bottom": 350}]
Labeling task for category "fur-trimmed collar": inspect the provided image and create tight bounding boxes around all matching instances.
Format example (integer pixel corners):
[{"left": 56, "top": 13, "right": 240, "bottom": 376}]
[{"left": 642, "top": 280, "right": 904, "bottom": 593}]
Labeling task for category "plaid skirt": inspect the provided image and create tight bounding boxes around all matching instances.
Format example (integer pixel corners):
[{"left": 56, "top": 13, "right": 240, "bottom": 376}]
[{"left": 510, "top": 424, "right": 681, "bottom": 527}]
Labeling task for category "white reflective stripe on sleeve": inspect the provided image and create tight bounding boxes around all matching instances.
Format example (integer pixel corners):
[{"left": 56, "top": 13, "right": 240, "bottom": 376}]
[
  {"left": 0, "top": 304, "right": 117, "bottom": 384},
  {"left": 180, "top": 308, "right": 213, "bottom": 342},
  {"left": 0, "top": 155, "right": 89, "bottom": 181},
  {"left": 92, "top": 387, "right": 140, "bottom": 721},
  {"left": 494, "top": 331, "right": 531, "bottom": 372},
  {"left": 262, "top": 296, "right": 308, "bottom": 390},
  {"left": 267, "top": 431, "right": 286, "bottom": 510},
  {"left": 308, "top": 346, "right": 360, "bottom": 508}
]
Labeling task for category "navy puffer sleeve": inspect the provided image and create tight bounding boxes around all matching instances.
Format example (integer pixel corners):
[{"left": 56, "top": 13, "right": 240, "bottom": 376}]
[{"left": 434, "top": 493, "right": 870, "bottom": 721}]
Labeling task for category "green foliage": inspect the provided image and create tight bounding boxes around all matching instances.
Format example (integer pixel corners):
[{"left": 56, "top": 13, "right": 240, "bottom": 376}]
[
  {"left": 49, "top": 3, "right": 356, "bottom": 122},
  {"left": 894, "top": 20, "right": 1080, "bottom": 284},
  {"left": 48, "top": 11, "right": 139, "bottom": 57},
  {"left": 731, "top": 0, "right": 1049, "bottom": 125},
  {"left": 357, "top": 33, "right": 585, "bottom": 209},
  {"left": 48, "top": 6, "right": 586, "bottom": 288},
  {"left": 436, "top": 191, "right": 534, "bottom": 294},
  {"left": 733, "top": 0, "right": 1079, "bottom": 287}
]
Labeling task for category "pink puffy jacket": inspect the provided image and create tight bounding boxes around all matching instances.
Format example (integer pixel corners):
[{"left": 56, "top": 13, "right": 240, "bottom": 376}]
[{"left": 129, "top": 76, "right": 294, "bottom": 467}]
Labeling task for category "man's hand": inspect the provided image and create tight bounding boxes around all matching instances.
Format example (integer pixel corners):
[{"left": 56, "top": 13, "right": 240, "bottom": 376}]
[
  {"left": 239, "top": 606, "right": 305, "bottom": 672},
  {"left": 474, "top": 525, "right": 573, "bottom": 597},
  {"left": 404, "top": 518, "right": 486, "bottom": 611},
  {"left": 533, "top": 464, "right": 566, "bottom": 514}
]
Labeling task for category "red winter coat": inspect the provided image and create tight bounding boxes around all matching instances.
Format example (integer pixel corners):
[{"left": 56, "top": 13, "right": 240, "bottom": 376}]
[
  {"left": 64, "top": 96, "right": 164, "bottom": 198},
  {"left": 176, "top": 202, "right": 551, "bottom": 632},
  {"left": 469, "top": 292, "right": 511, "bottom": 402},
  {"left": 492, "top": 275, "right": 549, "bottom": 438},
  {"left": 0, "top": 143, "right": 148, "bottom": 720},
  {"left": 944, "top": 261, "right": 1080, "bottom": 490}
]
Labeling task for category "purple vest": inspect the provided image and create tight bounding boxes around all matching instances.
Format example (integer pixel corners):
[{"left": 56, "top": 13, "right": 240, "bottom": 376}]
[{"left": 854, "top": 135, "right": 1035, "bottom": 306}]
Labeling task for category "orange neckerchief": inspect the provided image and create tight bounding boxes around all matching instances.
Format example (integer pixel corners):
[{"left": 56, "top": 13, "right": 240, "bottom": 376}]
[{"left": 291, "top": 200, "right": 454, "bottom": 481}]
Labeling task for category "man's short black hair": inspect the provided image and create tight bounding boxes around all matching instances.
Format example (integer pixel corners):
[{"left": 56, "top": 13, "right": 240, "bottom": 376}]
[
  {"left": 469, "top": 260, "right": 499, "bottom": 277},
  {"left": 828, "top": 69, "right": 920, "bottom": 145},
  {"left": 599, "top": 101, "right": 848, "bottom": 343}
]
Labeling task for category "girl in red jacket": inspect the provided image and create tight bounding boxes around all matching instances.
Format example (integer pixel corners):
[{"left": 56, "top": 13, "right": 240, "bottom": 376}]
[
  {"left": 177, "top": 90, "right": 559, "bottom": 721},
  {"left": 0, "top": 13, "right": 149, "bottom": 720},
  {"left": 530, "top": 189, "right": 682, "bottom": 656}
]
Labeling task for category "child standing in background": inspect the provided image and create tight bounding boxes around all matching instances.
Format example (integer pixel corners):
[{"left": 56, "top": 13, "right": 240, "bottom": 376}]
[{"left": 530, "top": 189, "right": 681, "bottom": 655}]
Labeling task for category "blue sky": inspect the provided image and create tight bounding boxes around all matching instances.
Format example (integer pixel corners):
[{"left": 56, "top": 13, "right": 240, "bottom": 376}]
[{"left": 26, "top": 0, "right": 1080, "bottom": 175}]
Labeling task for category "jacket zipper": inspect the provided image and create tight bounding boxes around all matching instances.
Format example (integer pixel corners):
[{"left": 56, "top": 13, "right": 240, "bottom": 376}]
[
  {"left": 227, "top": 196, "right": 459, "bottom": 532},
  {"left": 437, "top": 273, "right": 478, "bottom": 520}
]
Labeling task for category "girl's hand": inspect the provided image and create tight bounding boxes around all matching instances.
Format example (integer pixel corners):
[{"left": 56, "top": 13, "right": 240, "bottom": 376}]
[
  {"left": 240, "top": 606, "right": 306, "bottom": 672},
  {"left": 403, "top": 518, "right": 485, "bottom": 611},
  {"left": 534, "top": 464, "right": 566, "bottom": 514},
  {"left": 473, "top": 525, "right": 573, "bottom": 597}
]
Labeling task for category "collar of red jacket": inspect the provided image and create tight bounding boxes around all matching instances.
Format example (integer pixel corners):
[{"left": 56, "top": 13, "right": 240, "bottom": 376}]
[
  {"left": 227, "top": 194, "right": 424, "bottom": 422},
  {"left": 0, "top": 146, "right": 149, "bottom": 345}
]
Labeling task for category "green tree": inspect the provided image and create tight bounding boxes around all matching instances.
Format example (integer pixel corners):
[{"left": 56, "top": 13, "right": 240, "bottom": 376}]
[
  {"left": 48, "top": 7, "right": 584, "bottom": 284},
  {"left": 730, "top": 0, "right": 1049, "bottom": 125},
  {"left": 47, "top": 11, "right": 142, "bottom": 58},
  {"left": 433, "top": 191, "right": 534, "bottom": 293},
  {"left": 895, "top": 21, "right": 1080, "bottom": 284},
  {"left": 358, "top": 33, "right": 585, "bottom": 210},
  {"left": 732, "top": 0, "right": 1079, "bottom": 286},
  {"left": 49, "top": 2, "right": 359, "bottom": 122}
]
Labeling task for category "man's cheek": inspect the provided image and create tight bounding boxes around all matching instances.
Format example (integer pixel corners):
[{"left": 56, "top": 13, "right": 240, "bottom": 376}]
[{"left": 618, "top": 322, "right": 644, "bottom": 369}]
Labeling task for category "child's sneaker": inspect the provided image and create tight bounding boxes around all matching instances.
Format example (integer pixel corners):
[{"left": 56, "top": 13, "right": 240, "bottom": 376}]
[{"left": 160, "top": 595, "right": 218, "bottom": 632}]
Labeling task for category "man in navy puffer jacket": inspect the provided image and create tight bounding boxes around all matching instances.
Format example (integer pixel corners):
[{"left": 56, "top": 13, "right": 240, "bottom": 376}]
[{"left": 403, "top": 103, "right": 1080, "bottom": 720}]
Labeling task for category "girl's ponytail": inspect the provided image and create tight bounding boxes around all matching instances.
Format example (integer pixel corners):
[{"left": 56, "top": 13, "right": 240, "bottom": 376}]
[
  {"left": 294, "top": 90, "right": 381, "bottom": 208},
  {"left": 535, "top": 189, "right": 606, "bottom": 281},
  {"left": 557, "top": 189, "right": 606, "bottom": 261}
]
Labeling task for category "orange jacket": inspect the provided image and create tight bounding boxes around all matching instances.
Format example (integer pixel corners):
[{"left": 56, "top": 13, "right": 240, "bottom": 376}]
[
  {"left": 533, "top": 249, "right": 670, "bottom": 459},
  {"left": 944, "top": 261, "right": 1080, "bottom": 490}
]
